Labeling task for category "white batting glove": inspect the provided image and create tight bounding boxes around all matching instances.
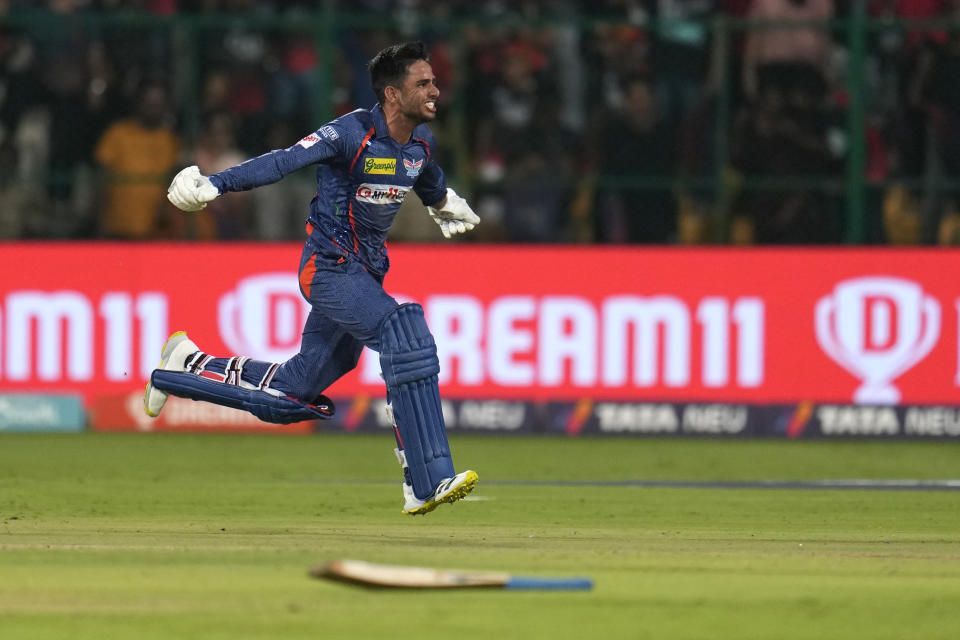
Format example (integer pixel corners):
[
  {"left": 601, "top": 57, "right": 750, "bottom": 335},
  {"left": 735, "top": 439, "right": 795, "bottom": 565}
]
[
  {"left": 167, "top": 165, "right": 220, "bottom": 212},
  {"left": 427, "top": 187, "right": 480, "bottom": 239}
]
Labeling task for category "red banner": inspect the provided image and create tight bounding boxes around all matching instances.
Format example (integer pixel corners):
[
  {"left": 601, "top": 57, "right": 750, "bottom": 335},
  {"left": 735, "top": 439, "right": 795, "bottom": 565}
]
[{"left": 1, "top": 243, "right": 957, "bottom": 405}]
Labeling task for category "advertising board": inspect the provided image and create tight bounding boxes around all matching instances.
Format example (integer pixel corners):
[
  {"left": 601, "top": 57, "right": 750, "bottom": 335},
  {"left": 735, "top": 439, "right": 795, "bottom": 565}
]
[{"left": 1, "top": 244, "right": 957, "bottom": 434}]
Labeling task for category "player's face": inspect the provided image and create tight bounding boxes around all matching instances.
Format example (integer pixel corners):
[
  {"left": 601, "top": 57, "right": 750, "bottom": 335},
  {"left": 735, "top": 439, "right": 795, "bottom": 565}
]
[{"left": 397, "top": 60, "right": 439, "bottom": 123}]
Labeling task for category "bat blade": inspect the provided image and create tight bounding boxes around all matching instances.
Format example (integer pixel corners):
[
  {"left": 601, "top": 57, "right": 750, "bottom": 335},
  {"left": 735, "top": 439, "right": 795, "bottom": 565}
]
[
  {"left": 310, "top": 559, "right": 592, "bottom": 591},
  {"left": 311, "top": 559, "right": 508, "bottom": 588}
]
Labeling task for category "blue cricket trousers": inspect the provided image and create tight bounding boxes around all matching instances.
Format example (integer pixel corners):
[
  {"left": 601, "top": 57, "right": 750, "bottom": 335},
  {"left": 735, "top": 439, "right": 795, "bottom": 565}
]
[{"left": 202, "top": 235, "right": 399, "bottom": 402}]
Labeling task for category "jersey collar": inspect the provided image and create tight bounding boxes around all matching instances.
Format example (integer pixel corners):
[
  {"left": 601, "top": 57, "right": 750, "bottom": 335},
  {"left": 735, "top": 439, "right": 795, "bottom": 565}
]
[
  {"left": 371, "top": 103, "right": 426, "bottom": 146},
  {"left": 371, "top": 104, "right": 391, "bottom": 140}
]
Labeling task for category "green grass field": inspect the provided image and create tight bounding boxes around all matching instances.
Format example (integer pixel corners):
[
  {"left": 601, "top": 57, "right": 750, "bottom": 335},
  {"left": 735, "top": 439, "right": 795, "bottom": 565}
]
[{"left": 2, "top": 433, "right": 959, "bottom": 639}]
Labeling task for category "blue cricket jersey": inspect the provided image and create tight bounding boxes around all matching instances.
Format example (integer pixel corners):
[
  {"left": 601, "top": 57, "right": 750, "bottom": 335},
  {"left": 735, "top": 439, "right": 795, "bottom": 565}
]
[{"left": 208, "top": 104, "right": 447, "bottom": 276}]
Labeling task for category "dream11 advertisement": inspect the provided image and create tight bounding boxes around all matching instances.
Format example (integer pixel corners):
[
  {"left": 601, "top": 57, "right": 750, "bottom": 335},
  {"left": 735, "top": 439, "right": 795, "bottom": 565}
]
[{"left": 0, "top": 244, "right": 958, "bottom": 437}]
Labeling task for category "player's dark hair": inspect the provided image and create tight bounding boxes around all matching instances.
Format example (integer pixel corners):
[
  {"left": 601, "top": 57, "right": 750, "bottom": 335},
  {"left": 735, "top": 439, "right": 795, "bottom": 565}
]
[{"left": 368, "top": 41, "right": 430, "bottom": 105}]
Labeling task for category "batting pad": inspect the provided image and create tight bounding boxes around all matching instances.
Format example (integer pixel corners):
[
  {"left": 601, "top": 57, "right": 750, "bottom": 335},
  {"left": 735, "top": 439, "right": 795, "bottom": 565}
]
[
  {"left": 150, "top": 370, "right": 334, "bottom": 424},
  {"left": 379, "top": 303, "right": 454, "bottom": 499}
]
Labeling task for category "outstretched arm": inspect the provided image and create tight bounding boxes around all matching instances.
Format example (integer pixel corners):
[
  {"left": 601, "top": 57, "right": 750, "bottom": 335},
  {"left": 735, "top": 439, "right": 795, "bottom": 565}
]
[
  {"left": 167, "top": 127, "right": 345, "bottom": 212},
  {"left": 209, "top": 135, "right": 337, "bottom": 193}
]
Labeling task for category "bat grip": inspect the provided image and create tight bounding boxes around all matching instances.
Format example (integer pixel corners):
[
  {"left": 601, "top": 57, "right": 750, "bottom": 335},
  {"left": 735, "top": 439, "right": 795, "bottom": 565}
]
[{"left": 504, "top": 577, "right": 594, "bottom": 590}]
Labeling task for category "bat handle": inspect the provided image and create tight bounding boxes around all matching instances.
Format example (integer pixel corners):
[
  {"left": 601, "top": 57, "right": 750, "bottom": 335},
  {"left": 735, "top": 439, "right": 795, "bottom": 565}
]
[{"left": 504, "top": 577, "right": 594, "bottom": 590}]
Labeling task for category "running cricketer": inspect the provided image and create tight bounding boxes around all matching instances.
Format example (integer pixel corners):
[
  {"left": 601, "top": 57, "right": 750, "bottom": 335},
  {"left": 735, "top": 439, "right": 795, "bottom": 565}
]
[{"left": 145, "top": 42, "right": 480, "bottom": 516}]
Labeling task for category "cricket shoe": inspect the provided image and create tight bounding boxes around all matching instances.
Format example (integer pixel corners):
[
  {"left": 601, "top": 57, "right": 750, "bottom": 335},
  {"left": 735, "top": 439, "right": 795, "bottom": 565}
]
[
  {"left": 144, "top": 331, "right": 198, "bottom": 417},
  {"left": 401, "top": 470, "right": 479, "bottom": 515}
]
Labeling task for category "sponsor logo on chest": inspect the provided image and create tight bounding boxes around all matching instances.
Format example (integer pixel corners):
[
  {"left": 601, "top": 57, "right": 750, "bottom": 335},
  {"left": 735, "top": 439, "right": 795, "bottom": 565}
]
[
  {"left": 363, "top": 157, "right": 397, "bottom": 174},
  {"left": 355, "top": 183, "right": 410, "bottom": 204}
]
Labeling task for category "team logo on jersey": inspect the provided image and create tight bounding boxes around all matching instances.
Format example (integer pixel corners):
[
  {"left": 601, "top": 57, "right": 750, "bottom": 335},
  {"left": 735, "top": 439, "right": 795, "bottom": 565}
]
[
  {"left": 355, "top": 183, "right": 410, "bottom": 204},
  {"left": 297, "top": 134, "right": 320, "bottom": 149},
  {"left": 364, "top": 158, "right": 396, "bottom": 174},
  {"left": 403, "top": 157, "right": 423, "bottom": 178},
  {"left": 319, "top": 125, "right": 339, "bottom": 140}
]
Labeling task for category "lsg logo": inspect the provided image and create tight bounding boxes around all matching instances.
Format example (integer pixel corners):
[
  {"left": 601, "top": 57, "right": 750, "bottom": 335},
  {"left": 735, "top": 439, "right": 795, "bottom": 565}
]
[{"left": 816, "top": 276, "right": 941, "bottom": 404}]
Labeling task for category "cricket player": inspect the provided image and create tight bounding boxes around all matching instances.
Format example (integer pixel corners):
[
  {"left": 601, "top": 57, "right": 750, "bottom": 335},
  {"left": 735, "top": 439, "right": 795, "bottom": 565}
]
[{"left": 144, "top": 42, "right": 480, "bottom": 516}]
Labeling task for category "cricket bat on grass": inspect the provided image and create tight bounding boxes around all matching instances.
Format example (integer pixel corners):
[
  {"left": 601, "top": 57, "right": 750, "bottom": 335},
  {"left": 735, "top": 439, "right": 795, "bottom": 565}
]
[{"left": 310, "top": 559, "right": 593, "bottom": 591}]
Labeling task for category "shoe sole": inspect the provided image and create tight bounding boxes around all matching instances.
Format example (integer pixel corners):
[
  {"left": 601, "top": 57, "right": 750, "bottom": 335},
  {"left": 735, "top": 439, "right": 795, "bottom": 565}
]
[
  {"left": 402, "top": 470, "right": 479, "bottom": 516},
  {"left": 143, "top": 331, "right": 188, "bottom": 418}
]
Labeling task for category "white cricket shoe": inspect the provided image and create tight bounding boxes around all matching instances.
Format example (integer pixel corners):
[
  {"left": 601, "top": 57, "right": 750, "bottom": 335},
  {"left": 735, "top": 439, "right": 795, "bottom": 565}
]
[
  {"left": 401, "top": 470, "right": 479, "bottom": 515},
  {"left": 143, "top": 331, "right": 199, "bottom": 417}
]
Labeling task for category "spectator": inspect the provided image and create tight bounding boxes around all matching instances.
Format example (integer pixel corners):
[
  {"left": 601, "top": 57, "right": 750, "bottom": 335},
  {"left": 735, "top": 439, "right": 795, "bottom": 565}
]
[
  {"left": 645, "top": 0, "right": 717, "bottom": 128},
  {"left": 729, "top": 78, "right": 843, "bottom": 243},
  {"left": 471, "top": 35, "right": 573, "bottom": 241},
  {"left": 196, "top": 13, "right": 270, "bottom": 154},
  {"left": 675, "top": 93, "right": 720, "bottom": 243},
  {"left": 867, "top": 0, "right": 945, "bottom": 118},
  {"left": 881, "top": 183, "right": 923, "bottom": 244},
  {"left": 94, "top": 80, "right": 181, "bottom": 238},
  {"left": 193, "top": 109, "right": 250, "bottom": 238},
  {"left": 583, "top": 23, "right": 650, "bottom": 116},
  {"left": 589, "top": 74, "right": 677, "bottom": 243},
  {"left": 913, "top": 0, "right": 960, "bottom": 241},
  {"left": 937, "top": 200, "right": 960, "bottom": 244},
  {"left": 742, "top": 0, "right": 834, "bottom": 103},
  {"left": 0, "top": 26, "right": 46, "bottom": 238},
  {"left": 876, "top": 0, "right": 960, "bottom": 245},
  {"left": 265, "top": 31, "right": 317, "bottom": 128}
]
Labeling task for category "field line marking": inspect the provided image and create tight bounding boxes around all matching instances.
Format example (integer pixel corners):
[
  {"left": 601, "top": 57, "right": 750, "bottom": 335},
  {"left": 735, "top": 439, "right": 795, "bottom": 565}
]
[{"left": 300, "top": 478, "right": 960, "bottom": 492}]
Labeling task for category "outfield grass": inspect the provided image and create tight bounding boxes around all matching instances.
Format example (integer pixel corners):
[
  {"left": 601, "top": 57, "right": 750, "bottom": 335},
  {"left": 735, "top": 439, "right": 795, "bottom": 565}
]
[{"left": 1, "top": 433, "right": 959, "bottom": 639}]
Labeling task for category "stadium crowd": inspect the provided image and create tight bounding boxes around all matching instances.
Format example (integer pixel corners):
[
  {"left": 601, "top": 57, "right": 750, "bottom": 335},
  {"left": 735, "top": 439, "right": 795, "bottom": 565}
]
[{"left": 1, "top": 0, "right": 959, "bottom": 244}]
